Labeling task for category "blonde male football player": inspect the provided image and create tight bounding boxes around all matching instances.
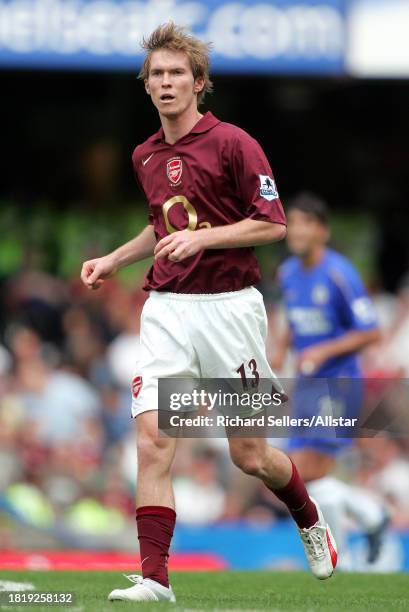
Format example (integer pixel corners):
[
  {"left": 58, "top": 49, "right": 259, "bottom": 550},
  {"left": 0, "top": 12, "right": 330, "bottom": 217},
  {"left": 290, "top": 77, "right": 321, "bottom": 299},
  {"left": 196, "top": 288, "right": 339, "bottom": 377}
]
[{"left": 81, "top": 23, "right": 337, "bottom": 604}]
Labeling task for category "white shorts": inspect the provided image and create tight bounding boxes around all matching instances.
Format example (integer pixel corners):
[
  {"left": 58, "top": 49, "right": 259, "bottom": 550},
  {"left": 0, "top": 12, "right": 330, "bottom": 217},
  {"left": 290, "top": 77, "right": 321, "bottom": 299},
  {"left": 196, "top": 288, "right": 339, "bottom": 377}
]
[{"left": 131, "top": 286, "right": 279, "bottom": 417}]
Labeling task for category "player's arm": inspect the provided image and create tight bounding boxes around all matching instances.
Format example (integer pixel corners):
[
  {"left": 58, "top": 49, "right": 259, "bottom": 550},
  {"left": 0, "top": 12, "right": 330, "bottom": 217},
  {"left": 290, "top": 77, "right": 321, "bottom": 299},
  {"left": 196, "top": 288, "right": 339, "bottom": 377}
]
[
  {"left": 298, "top": 328, "right": 381, "bottom": 374},
  {"left": 200, "top": 218, "right": 286, "bottom": 247},
  {"left": 154, "top": 219, "right": 286, "bottom": 261},
  {"left": 81, "top": 224, "right": 156, "bottom": 290}
]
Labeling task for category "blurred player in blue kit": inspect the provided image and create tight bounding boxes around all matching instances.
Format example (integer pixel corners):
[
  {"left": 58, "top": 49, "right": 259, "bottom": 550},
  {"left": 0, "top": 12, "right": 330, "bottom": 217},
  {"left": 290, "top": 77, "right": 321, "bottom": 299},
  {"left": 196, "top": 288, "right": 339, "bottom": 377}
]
[{"left": 272, "top": 193, "right": 390, "bottom": 566}]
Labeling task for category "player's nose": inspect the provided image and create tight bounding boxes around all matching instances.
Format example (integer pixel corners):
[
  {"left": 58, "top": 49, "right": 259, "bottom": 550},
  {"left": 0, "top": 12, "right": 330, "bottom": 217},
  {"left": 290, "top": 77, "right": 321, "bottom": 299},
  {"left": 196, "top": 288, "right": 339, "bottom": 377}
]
[{"left": 161, "top": 72, "right": 172, "bottom": 86}]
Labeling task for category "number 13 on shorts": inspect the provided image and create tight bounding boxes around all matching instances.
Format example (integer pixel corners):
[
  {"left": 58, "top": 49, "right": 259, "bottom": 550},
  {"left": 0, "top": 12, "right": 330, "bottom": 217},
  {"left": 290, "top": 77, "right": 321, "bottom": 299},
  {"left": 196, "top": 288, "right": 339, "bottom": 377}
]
[{"left": 236, "top": 359, "right": 260, "bottom": 389}]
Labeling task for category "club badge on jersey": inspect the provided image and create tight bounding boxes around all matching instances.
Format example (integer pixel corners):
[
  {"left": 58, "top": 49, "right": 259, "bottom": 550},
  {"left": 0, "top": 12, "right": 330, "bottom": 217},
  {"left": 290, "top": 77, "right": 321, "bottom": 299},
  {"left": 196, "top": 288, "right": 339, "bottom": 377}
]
[
  {"left": 312, "top": 284, "right": 330, "bottom": 305},
  {"left": 167, "top": 157, "right": 183, "bottom": 187},
  {"left": 132, "top": 376, "right": 143, "bottom": 399},
  {"left": 259, "top": 175, "right": 279, "bottom": 201}
]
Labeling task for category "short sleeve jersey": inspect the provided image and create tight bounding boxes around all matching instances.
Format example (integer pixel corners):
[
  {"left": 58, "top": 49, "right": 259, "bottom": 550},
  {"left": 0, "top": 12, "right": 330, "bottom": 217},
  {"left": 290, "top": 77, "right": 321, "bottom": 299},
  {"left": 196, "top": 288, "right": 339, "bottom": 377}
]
[
  {"left": 132, "top": 112, "right": 286, "bottom": 293},
  {"left": 278, "top": 248, "right": 378, "bottom": 376}
]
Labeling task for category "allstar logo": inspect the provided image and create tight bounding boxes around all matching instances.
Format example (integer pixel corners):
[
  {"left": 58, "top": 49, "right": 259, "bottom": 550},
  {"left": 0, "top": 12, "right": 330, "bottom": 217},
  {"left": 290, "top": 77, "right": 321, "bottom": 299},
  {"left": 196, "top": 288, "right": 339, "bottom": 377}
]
[{"left": 167, "top": 157, "right": 183, "bottom": 185}]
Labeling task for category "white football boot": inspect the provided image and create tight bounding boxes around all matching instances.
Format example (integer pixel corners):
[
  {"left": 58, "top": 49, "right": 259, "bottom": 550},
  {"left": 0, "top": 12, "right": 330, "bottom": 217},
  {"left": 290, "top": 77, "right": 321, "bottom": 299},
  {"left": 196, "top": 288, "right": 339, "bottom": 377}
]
[
  {"left": 108, "top": 574, "right": 176, "bottom": 603},
  {"left": 298, "top": 496, "right": 338, "bottom": 580}
]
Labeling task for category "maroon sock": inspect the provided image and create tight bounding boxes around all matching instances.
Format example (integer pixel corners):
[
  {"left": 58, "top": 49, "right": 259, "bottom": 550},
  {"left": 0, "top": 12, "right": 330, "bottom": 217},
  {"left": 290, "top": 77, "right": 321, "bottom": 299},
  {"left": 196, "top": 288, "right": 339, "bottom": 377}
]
[
  {"left": 269, "top": 460, "right": 318, "bottom": 529},
  {"left": 136, "top": 505, "right": 176, "bottom": 588}
]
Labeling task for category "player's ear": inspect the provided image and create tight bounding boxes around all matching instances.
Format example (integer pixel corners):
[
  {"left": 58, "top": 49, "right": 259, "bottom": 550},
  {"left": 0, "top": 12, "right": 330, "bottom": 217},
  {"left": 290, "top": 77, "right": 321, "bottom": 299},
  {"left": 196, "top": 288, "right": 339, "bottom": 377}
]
[
  {"left": 144, "top": 79, "right": 151, "bottom": 96},
  {"left": 194, "top": 76, "right": 205, "bottom": 95}
]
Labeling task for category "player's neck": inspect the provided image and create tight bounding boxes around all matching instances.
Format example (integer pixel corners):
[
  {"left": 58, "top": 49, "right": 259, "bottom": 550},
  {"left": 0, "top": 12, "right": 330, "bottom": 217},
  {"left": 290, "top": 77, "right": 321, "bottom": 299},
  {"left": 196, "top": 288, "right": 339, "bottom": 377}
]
[
  {"left": 301, "top": 246, "right": 325, "bottom": 269},
  {"left": 160, "top": 106, "right": 203, "bottom": 145}
]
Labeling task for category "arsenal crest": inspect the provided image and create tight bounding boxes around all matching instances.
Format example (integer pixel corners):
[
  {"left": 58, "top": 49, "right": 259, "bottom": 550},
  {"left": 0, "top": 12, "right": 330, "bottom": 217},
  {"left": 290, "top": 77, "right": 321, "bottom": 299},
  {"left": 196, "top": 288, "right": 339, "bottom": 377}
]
[
  {"left": 131, "top": 375, "right": 142, "bottom": 399},
  {"left": 167, "top": 157, "right": 183, "bottom": 185}
]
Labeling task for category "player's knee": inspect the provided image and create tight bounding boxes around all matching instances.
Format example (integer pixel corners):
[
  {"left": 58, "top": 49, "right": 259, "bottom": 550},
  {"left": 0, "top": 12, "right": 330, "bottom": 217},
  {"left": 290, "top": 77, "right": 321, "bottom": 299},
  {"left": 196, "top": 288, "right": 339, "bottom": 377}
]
[
  {"left": 237, "top": 456, "right": 263, "bottom": 476},
  {"left": 230, "top": 445, "right": 264, "bottom": 476},
  {"left": 137, "top": 435, "right": 173, "bottom": 471}
]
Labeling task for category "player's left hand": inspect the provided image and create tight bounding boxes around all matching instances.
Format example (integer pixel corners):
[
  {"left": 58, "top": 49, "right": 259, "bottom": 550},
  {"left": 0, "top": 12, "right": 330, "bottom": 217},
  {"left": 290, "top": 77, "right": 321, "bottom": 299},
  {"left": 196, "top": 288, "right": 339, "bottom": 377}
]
[
  {"left": 297, "top": 345, "right": 330, "bottom": 376},
  {"left": 154, "top": 229, "right": 206, "bottom": 262}
]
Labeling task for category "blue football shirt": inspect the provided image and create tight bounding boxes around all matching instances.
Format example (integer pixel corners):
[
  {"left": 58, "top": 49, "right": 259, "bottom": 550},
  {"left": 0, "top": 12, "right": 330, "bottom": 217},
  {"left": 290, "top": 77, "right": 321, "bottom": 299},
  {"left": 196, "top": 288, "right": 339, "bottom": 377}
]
[{"left": 278, "top": 248, "right": 378, "bottom": 377}]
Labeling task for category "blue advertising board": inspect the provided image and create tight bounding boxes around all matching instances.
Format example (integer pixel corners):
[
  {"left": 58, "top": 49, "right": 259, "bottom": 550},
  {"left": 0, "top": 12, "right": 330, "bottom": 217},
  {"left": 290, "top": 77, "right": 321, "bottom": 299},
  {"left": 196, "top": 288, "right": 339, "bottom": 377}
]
[
  {"left": 0, "top": 0, "right": 346, "bottom": 73},
  {"left": 175, "top": 522, "right": 409, "bottom": 572}
]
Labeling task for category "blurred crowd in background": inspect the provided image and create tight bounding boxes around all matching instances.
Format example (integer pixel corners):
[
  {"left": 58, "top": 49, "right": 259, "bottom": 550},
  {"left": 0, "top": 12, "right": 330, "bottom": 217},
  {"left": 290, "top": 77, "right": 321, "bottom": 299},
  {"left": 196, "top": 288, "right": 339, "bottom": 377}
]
[
  {"left": 2, "top": 67, "right": 409, "bottom": 549},
  {"left": 1, "top": 236, "right": 409, "bottom": 547}
]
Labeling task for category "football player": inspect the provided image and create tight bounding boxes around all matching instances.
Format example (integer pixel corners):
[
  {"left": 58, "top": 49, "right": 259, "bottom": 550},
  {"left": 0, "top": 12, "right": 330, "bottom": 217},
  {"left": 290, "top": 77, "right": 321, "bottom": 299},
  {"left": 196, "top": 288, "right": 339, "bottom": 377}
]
[
  {"left": 81, "top": 25, "right": 337, "bottom": 603},
  {"left": 273, "top": 193, "right": 389, "bottom": 567}
]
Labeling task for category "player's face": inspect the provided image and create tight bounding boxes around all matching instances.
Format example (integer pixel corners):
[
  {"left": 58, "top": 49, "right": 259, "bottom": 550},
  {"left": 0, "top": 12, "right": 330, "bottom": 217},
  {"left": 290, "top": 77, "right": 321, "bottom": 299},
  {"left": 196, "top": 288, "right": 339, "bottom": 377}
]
[
  {"left": 287, "top": 209, "right": 328, "bottom": 256},
  {"left": 145, "top": 50, "right": 204, "bottom": 118}
]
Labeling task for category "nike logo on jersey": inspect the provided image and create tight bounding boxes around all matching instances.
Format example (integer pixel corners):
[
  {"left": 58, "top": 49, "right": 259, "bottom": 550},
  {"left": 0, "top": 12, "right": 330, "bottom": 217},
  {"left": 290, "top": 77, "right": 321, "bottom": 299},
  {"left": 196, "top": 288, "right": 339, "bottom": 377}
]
[{"left": 142, "top": 153, "right": 155, "bottom": 166}]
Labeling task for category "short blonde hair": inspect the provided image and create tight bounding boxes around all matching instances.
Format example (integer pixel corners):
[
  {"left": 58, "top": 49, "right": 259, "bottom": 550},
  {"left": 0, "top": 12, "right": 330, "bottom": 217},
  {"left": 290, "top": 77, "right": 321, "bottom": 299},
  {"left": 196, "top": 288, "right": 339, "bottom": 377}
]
[{"left": 139, "top": 22, "right": 213, "bottom": 105}]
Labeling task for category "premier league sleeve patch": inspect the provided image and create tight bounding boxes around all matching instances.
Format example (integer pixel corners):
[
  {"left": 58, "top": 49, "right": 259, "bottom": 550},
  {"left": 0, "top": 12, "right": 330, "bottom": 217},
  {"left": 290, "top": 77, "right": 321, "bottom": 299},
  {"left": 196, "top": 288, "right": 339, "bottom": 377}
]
[{"left": 259, "top": 175, "right": 279, "bottom": 201}]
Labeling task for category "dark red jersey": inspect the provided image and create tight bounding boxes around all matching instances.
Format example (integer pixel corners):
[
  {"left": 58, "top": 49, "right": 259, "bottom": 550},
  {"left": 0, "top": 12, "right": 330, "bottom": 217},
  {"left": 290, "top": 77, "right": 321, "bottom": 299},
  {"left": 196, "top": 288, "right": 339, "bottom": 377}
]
[{"left": 132, "top": 112, "right": 286, "bottom": 294}]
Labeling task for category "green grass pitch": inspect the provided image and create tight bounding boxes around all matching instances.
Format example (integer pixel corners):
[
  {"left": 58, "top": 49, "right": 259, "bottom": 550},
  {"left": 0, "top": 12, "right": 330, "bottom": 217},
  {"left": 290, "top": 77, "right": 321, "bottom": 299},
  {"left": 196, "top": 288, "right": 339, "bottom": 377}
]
[{"left": 1, "top": 570, "right": 408, "bottom": 611}]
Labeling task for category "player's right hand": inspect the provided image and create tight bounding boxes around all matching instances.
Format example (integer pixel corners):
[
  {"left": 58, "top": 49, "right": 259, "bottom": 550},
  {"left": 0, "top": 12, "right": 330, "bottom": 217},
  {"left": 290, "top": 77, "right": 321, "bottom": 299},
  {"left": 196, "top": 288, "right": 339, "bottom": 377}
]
[{"left": 80, "top": 255, "right": 118, "bottom": 290}]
